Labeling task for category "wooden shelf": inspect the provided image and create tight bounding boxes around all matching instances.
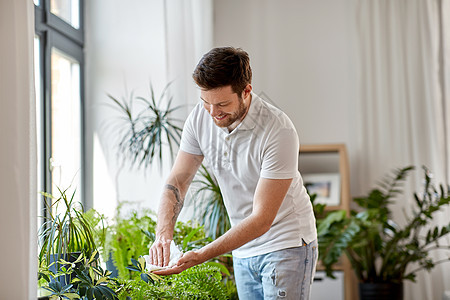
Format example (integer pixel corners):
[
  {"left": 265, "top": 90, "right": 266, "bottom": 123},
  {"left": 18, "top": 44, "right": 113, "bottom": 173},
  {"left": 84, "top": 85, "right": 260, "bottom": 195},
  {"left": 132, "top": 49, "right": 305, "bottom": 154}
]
[{"left": 299, "top": 144, "right": 355, "bottom": 300}]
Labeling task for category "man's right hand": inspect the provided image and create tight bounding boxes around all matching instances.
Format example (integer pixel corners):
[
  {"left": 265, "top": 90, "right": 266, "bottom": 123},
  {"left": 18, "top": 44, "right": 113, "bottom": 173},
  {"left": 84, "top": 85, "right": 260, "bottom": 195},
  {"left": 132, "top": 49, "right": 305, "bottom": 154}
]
[{"left": 149, "top": 237, "right": 172, "bottom": 267}]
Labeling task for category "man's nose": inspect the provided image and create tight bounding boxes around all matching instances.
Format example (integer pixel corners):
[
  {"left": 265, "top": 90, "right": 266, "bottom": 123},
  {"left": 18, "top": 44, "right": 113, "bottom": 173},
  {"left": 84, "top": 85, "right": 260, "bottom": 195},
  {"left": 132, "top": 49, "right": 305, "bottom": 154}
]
[{"left": 209, "top": 105, "right": 219, "bottom": 116}]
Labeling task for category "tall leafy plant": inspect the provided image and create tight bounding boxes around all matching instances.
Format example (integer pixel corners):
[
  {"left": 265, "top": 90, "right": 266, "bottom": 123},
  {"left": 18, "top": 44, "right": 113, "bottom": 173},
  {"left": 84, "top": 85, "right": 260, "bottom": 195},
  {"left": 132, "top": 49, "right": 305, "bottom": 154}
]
[
  {"left": 38, "top": 187, "right": 97, "bottom": 267},
  {"left": 190, "top": 165, "right": 231, "bottom": 240},
  {"left": 107, "top": 82, "right": 183, "bottom": 171},
  {"left": 318, "top": 166, "right": 450, "bottom": 283}
]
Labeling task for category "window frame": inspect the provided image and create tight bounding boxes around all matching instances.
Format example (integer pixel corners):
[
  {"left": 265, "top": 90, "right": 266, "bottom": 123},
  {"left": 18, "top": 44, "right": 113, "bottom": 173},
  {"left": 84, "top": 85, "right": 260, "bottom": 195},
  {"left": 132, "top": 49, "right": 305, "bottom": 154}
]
[{"left": 35, "top": 0, "right": 86, "bottom": 223}]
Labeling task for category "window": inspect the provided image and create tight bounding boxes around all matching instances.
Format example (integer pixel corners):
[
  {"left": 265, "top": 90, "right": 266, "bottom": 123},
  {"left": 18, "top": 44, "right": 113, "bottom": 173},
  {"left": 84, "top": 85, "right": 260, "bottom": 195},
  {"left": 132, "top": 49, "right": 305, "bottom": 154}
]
[{"left": 34, "top": 0, "right": 85, "bottom": 223}]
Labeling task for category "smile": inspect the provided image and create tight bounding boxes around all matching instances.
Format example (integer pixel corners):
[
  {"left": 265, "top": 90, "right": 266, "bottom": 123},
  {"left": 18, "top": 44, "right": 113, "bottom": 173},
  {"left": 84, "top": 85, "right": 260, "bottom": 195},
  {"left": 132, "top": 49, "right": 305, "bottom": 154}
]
[{"left": 214, "top": 114, "right": 227, "bottom": 120}]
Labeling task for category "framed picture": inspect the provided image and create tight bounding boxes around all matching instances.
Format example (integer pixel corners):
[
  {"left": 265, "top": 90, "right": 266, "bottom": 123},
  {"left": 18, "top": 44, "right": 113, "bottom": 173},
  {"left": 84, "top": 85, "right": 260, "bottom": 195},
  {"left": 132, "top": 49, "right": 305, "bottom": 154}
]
[{"left": 302, "top": 173, "right": 341, "bottom": 206}]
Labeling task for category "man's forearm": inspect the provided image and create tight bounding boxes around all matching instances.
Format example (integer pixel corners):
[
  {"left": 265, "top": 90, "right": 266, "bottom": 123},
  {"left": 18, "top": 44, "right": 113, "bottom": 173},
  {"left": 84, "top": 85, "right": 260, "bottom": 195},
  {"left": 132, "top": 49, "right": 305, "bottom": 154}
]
[
  {"left": 155, "top": 183, "right": 185, "bottom": 239},
  {"left": 196, "top": 213, "right": 272, "bottom": 261}
]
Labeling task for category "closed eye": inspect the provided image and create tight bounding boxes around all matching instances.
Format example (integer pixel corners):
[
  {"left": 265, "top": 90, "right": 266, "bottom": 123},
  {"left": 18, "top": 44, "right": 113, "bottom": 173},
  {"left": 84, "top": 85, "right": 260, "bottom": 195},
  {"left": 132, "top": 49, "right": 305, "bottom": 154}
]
[{"left": 201, "top": 99, "right": 231, "bottom": 107}]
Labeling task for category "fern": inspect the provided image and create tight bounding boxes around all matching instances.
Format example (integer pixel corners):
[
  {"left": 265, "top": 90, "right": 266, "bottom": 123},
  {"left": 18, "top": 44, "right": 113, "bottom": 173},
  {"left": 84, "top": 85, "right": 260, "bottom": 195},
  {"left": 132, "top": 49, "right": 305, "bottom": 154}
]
[{"left": 116, "top": 264, "right": 228, "bottom": 299}]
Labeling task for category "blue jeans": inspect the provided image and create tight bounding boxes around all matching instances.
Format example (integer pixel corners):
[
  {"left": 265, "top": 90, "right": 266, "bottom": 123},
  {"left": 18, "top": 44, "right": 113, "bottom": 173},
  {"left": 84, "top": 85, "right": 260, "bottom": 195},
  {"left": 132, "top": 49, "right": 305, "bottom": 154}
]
[{"left": 233, "top": 240, "right": 318, "bottom": 300}]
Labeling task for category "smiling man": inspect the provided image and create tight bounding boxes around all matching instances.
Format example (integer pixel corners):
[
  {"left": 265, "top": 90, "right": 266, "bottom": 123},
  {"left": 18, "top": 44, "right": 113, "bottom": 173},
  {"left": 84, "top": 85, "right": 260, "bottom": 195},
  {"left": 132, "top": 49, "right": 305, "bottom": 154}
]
[{"left": 148, "top": 47, "right": 318, "bottom": 300}]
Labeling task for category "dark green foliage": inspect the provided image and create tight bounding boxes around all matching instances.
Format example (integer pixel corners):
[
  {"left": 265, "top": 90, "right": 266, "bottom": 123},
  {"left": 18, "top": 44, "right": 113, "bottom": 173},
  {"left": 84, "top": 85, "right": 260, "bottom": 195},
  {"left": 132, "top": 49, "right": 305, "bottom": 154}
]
[
  {"left": 318, "top": 166, "right": 450, "bottom": 283},
  {"left": 309, "top": 193, "right": 326, "bottom": 218},
  {"left": 71, "top": 252, "right": 119, "bottom": 299},
  {"left": 40, "top": 252, "right": 119, "bottom": 300},
  {"left": 42, "top": 281, "right": 79, "bottom": 300},
  {"left": 190, "top": 165, "right": 231, "bottom": 240},
  {"left": 107, "top": 82, "right": 183, "bottom": 171},
  {"left": 38, "top": 187, "right": 98, "bottom": 270}
]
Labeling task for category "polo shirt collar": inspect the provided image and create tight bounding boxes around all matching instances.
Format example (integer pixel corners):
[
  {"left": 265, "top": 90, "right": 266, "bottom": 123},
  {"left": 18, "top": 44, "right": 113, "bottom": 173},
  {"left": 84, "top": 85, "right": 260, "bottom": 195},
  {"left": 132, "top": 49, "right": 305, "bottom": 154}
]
[{"left": 235, "top": 92, "right": 259, "bottom": 131}]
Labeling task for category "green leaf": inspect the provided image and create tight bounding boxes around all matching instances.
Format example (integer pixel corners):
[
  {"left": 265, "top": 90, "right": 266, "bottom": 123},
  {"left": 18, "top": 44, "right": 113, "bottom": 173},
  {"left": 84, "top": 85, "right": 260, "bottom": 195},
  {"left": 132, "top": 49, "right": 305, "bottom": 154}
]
[
  {"left": 182, "top": 226, "right": 203, "bottom": 250},
  {"left": 141, "top": 273, "right": 150, "bottom": 283},
  {"left": 64, "top": 293, "right": 80, "bottom": 300},
  {"left": 138, "top": 256, "right": 146, "bottom": 271},
  {"left": 317, "top": 210, "right": 346, "bottom": 236},
  {"left": 205, "top": 261, "right": 230, "bottom": 276}
]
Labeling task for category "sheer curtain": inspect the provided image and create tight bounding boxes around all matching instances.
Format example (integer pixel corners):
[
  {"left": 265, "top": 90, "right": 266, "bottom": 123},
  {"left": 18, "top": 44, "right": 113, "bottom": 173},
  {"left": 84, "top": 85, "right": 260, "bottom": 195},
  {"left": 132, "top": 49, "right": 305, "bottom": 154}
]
[
  {"left": 162, "top": 0, "right": 213, "bottom": 220},
  {"left": 164, "top": 0, "right": 213, "bottom": 116},
  {"left": 0, "top": 0, "right": 37, "bottom": 299},
  {"left": 354, "top": 0, "right": 450, "bottom": 299}
]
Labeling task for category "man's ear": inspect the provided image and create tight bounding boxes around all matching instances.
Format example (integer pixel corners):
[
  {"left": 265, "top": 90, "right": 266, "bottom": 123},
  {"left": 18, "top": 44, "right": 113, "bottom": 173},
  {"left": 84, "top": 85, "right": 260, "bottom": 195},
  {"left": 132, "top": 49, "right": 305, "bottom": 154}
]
[{"left": 242, "top": 84, "right": 252, "bottom": 98}]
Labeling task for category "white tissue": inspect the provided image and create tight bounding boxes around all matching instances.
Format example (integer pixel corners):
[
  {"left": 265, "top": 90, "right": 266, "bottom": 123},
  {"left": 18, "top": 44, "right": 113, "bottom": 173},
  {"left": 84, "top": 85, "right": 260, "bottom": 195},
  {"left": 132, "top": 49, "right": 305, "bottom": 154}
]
[{"left": 144, "top": 240, "right": 183, "bottom": 272}]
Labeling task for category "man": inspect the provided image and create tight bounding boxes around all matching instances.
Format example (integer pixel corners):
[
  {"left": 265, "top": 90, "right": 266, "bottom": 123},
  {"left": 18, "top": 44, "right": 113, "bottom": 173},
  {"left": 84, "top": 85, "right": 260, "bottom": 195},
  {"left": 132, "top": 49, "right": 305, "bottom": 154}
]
[{"left": 149, "top": 47, "right": 318, "bottom": 299}]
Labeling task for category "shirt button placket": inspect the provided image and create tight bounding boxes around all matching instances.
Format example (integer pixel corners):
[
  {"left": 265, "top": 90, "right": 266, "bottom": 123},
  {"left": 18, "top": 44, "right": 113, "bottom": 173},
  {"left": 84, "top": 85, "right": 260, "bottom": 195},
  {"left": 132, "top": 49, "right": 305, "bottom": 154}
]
[{"left": 224, "top": 135, "right": 231, "bottom": 169}]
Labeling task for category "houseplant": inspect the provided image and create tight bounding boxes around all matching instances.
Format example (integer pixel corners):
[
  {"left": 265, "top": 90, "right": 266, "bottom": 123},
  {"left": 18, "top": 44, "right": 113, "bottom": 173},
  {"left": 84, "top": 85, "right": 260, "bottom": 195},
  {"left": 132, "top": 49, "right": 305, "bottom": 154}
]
[
  {"left": 189, "top": 164, "right": 236, "bottom": 298},
  {"left": 38, "top": 187, "right": 99, "bottom": 285},
  {"left": 37, "top": 187, "right": 118, "bottom": 299},
  {"left": 107, "top": 82, "right": 183, "bottom": 171},
  {"left": 116, "top": 259, "right": 229, "bottom": 299},
  {"left": 39, "top": 251, "right": 119, "bottom": 300},
  {"left": 100, "top": 202, "right": 213, "bottom": 280},
  {"left": 317, "top": 166, "right": 450, "bottom": 299},
  {"left": 190, "top": 164, "right": 231, "bottom": 240},
  {"left": 102, "top": 203, "right": 157, "bottom": 279}
]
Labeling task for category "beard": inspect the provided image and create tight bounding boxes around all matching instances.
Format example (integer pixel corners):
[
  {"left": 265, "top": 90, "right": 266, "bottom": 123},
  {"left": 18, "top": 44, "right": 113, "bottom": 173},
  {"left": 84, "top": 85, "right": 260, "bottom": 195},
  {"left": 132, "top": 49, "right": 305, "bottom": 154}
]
[{"left": 212, "top": 98, "right": 247, "bottom": 128}]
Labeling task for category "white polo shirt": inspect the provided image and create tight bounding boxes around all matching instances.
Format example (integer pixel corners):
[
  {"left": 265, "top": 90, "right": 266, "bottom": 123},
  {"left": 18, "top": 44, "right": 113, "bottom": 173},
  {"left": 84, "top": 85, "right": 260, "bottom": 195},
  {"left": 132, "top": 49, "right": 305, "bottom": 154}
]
[{"left": 180, "top": 92, "right": 317, "bottom": 258}]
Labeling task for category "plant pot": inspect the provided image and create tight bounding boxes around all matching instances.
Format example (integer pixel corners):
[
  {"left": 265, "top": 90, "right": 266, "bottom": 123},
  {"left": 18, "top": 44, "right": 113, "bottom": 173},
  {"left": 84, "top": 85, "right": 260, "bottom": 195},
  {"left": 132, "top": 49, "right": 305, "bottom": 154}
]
[
  {"left": 359, "top": 282, "right": 403, "bottom": 300},
  {"left": 105, "top": 251, "right": 119, "bottom": 278}
]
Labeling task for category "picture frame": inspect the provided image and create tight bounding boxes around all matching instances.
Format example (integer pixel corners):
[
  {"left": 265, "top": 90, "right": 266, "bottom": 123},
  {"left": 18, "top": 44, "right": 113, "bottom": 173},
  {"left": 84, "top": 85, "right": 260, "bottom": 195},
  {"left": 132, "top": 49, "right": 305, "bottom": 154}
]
[{"left": 302, "top": 173, "right": 341, "bottom": 206}]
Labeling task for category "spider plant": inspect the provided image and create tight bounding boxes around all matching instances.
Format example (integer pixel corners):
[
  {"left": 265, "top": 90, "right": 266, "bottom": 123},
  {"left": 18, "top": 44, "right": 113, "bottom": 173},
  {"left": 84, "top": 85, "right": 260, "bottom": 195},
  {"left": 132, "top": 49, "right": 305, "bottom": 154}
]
[
  {"left": 38, "top": 187, "right": 97, "bottom": 269},
  {"left": 107, "top": 82, "right": 183, "bottom": 171},
  {"left": 190, "top": 165, "right": 231, "bottom": 240}
]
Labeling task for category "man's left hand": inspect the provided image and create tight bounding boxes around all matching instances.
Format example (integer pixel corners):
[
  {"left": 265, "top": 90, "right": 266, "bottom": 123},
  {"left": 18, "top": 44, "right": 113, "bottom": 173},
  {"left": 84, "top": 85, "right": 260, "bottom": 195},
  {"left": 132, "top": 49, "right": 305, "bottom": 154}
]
[{"left": 152, "top": 250, "right": 203, "bottom": 276}]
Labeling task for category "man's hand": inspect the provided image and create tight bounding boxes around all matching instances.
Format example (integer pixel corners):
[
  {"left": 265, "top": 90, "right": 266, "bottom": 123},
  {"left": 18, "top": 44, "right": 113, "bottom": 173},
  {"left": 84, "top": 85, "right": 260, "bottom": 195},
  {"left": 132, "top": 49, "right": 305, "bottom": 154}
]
[
  {"left": 153, "top": 250, "right": 204, "bottom": 275},
  {"left": 148, "top": 237, "right": 172, "bottom": 267}
]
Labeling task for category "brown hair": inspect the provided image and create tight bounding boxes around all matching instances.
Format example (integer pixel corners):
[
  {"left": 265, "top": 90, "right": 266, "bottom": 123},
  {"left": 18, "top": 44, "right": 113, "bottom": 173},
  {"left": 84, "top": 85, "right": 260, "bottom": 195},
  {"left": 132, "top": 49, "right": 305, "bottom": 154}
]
[{"left": 192, "top": 47, "right": 252, "bottom": 95}]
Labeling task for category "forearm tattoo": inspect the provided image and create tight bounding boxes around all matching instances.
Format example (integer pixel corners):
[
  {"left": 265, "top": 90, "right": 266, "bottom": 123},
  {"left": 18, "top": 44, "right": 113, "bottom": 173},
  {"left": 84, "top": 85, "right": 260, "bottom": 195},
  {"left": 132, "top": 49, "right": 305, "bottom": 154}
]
[{"left": 165, "top": 184, "right": 184, "bottom": 223}]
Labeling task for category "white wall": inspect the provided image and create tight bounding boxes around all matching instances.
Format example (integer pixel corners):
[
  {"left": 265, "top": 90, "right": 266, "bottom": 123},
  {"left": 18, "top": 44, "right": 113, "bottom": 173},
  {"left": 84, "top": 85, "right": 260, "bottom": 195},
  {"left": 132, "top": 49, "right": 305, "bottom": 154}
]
[
  {"left": 213, "top": 0, "right": 361, "bottom": 194},
  {"left": 85, "top": 0, "right": 170, "bottom": 218},
  {"left": 0, "top": 0, "right": 36, "bottom": 298}
]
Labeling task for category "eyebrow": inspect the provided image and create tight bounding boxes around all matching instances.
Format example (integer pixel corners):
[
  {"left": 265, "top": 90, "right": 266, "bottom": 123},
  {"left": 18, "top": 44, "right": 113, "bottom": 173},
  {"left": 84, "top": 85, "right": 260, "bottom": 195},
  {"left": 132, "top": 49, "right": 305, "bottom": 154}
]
[{"left": 200, "top": 97, "right": 231, "bottom": 105}]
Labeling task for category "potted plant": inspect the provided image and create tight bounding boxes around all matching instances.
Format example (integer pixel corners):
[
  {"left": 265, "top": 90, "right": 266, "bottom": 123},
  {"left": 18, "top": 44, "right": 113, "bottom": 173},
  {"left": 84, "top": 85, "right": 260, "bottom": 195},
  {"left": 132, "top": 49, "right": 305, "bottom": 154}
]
[
  {"left": 38, "top": 187, "right": 100, "bottom": 285},
  {"left": 37, "top": 187, "right": 118, "bottom": 299},
  {"left": 190, "top": 164, "right": 231, "bottom": 240},
  {"left": 317, "top": 166, "right": 450, "bottom": 300},
  {"left": 107, "top": 82, "right": 183, "bottom": 171},
  {"left": 39, "top": 251, "right": 119, "bottom": 300}
]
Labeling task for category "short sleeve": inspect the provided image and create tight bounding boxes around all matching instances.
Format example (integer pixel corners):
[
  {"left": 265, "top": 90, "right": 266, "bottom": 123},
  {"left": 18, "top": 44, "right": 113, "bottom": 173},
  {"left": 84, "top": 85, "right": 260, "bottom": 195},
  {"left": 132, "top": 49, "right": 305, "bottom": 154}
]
[
  {"left": 179, "top": 106, "right": 203, "bottom": 156},
  {"left": 260, "top": 127, "right": 299, "bottom": 179}
]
